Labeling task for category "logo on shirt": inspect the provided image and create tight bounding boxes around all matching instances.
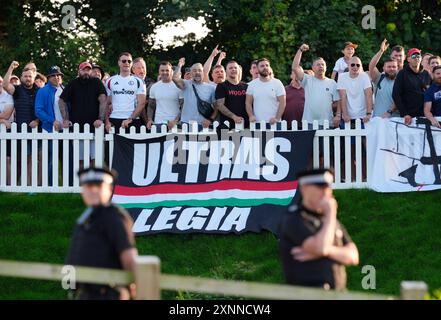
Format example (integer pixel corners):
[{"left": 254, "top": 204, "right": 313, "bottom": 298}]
[
  {"left": 228, "top": 90, "right": 247, "bottom": 96},
  {"left": 434, "top": 91, "right": 441, "bottom": 100},
  {"left": 114, "top": 81, "right": 119, "bottom": 85},
  {"left": 129, "top": 81, "right": 134, "bottom": 86},
  {"left": 112, "top": 89, "right": 135, "bottom": 95}
]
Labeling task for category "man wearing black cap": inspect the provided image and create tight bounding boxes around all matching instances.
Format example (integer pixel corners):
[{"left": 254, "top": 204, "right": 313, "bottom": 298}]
[
  {"left": 66, "top": 167, "right": 138, "bottom": 300},
  {"left": 279, "top": 169, "right": 359, "bottom": 291},
  {"left": 35, "top": 66, "right": 64, "bottom": 132},
  {"left": 91, "top": 64, "right": 105, "bottom": 81}
]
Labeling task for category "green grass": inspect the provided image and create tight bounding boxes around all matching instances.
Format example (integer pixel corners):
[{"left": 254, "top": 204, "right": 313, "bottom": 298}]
[{"left": 0, "top": 189, "right": 441, "bottom": 299}]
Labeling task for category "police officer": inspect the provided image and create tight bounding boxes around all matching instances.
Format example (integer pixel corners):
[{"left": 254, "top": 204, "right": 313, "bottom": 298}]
[
  {"left": 65, "top": 167, "right": 138, "bottom": 300},
  {"left": 279, "top": 169, "right": 359, "bottom": 291}
]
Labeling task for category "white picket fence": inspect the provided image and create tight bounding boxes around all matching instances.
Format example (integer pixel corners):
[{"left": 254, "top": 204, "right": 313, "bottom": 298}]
[{"left": 0, "top": 120, "right": 367, "bottom": 193}]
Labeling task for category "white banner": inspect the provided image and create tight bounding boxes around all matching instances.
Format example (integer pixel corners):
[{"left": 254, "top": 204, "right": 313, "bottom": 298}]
[{"left": 367, "top": 117, "right": 441, "bottom": 192}]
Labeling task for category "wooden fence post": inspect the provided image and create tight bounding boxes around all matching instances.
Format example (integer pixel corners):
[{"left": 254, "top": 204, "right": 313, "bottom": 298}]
[
  {"left": 94, "top": 124, "right": 104, "bottom": 167},
  {"left": 400, "top": 281, "right": 428, "bottom": 300},
  {"left": 134, "top": 256, "right": 161, "bottom": 300}
]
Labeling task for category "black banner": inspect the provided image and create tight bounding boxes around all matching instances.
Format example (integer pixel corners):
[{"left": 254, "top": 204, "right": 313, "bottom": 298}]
[{"left": 111, "top": 130, "right": 315, "bottom": 235}]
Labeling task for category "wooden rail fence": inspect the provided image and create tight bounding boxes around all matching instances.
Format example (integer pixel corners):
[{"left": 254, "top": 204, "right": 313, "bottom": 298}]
[{"left": 0, "top": 257, "right": 428, "bottom": 300}]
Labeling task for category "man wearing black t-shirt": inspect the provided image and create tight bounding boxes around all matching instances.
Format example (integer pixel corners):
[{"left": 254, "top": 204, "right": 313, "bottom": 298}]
[
  {"left": 59, "top": 62, "right": 107, "bottom": 183},
  {"left": 215, "top": 60, "right": 249, "bottom": 129},
  {"left": 59, "top": 61, "right": 107, "bottom": 131}
]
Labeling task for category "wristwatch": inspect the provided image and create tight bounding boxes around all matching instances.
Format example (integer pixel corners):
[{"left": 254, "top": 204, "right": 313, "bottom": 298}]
[{"left": 387, "top": 109, "right": 393, "bottom": 115}]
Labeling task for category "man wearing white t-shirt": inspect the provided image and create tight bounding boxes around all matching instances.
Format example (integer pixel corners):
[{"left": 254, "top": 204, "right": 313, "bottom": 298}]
[
  {"left": 0, "top": 76, "right": 14, "bottom": 127},
  {"left": 337, "top": 57, "right": 373, "bottom": 124},
  {"left": 105, "top": 52, "right": 146, "bottom": 132},
  {"left": 292, "top": 44, "right": 340, "bottom": 127},
  {"left": 245, "top": 58, "right": 286, "bottom": 124},
  {"left": 147, "top": 61, "right": 183, "bottom": 130}
]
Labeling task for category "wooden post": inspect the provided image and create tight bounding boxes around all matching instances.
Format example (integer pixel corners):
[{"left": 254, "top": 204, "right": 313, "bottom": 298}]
[
  {"left": 94, "top": 124, "right": 104, "bottom": 167},
  {"left": 400, "top": 281, "right": 428, "bottom": 300},
  {"left": 134, "top": 256, "right": 161, "bottom": 300}
]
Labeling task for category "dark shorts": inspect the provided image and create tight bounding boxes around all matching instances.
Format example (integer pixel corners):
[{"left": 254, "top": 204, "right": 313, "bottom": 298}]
[{"left": 109, "top": 118, "right": 143, "bottom": 133}]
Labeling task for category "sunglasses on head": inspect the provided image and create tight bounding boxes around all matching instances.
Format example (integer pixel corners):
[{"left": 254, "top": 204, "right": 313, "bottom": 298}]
[
  {"left": 350, "top": 63, "right": 361, "bottom": 67},
  {"left": 411, "top": 53, "right": 421, "bottom": 59},
  {"left": 120, "top": 59, "right": 132, "bottom": 64}
]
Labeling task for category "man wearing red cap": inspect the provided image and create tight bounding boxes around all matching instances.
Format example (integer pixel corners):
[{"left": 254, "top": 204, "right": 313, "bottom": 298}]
[
  {"left": 59, "top": 61, "right": 107, "bottom": 131},
  {"left": 392, "top": 48, "right": 432, "bottom": 125},
  {"left": 59, "top": 61, "right": 108, "bottom": 184}
]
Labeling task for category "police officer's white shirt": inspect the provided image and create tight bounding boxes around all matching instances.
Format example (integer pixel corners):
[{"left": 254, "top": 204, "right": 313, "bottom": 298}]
[
  {"left": 149, "top": 80, "right": 183, "bottom": 123},
  {"left": 246, "top": 78, "right": 286, "bottom": 121},
  {"left": 106, "top": 74, "right": 146, "bottom": 119},
  {"left": 0, "top": 90, "right": 14, "bottom": 122}
]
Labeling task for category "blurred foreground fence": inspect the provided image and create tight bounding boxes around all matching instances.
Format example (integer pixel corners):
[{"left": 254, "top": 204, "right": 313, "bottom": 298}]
[{"left": 0, "top": 257, "right": 428, "bottom": 300}]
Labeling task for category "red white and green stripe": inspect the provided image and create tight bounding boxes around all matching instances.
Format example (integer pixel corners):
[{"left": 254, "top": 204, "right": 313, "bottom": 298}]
[{"left": 113, "top": 180, "right": 298, "bottom": 209}]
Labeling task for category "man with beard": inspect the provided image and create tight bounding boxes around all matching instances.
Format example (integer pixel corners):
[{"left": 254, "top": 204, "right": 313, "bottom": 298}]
[
  {"left": 246, "top": 58, "right": 286, "bottom": 124},
  {"left": 368, "top": 39, "right": 399, "bottom": 118},
  {"left": 3, "top": 61, "right": 40, "bottom": 130},
  {"left": 215, "top": 60, "right": 248, "bottom": 129},
  {"left": 393, "top": 48, "right": 432, "bottom": 125},
  {"left": 147, "top": 61, "right": 183, "bottom": 130},
  {"left": 173, "top": 59, "right": 216, "bottom": 128},
  {"left": 59, "top": 62, "right": 107, "bottom": 182},
  {"left": 424, "top": 66, "right": 441, "bottom": 128},
  {"left": 3, "top": 61, "right": 40, "bottom": 185},
  {"left": 59, "top": 62, "right": 107, "bottom": 131}
]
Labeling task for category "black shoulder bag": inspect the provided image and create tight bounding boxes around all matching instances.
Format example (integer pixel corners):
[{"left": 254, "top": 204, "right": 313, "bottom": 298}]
[{"left": 192, "top": 84, "right": 214, "bottom": 119}]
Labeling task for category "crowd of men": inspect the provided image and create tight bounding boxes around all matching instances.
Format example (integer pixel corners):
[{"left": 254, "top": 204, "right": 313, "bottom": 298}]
[
  {"left": 1, "top": 40, "right": 440, "bottom": 184},
  {"left": 1, "top": 40, "right": 440, "bottom": 137}
]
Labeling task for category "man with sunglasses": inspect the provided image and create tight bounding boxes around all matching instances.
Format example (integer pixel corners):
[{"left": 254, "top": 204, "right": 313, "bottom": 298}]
[
  {"left": 337, "top": 57, "right": 373, "bottom": 124},
  {"left": 279, "top": 169, "right": 359, "bottom": 290},
  {"left": 105, "top": 52, "right": 146, "bottom": 132},
  {"left": 393, "top": 48, "right": 432, "bottom": 125}
]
